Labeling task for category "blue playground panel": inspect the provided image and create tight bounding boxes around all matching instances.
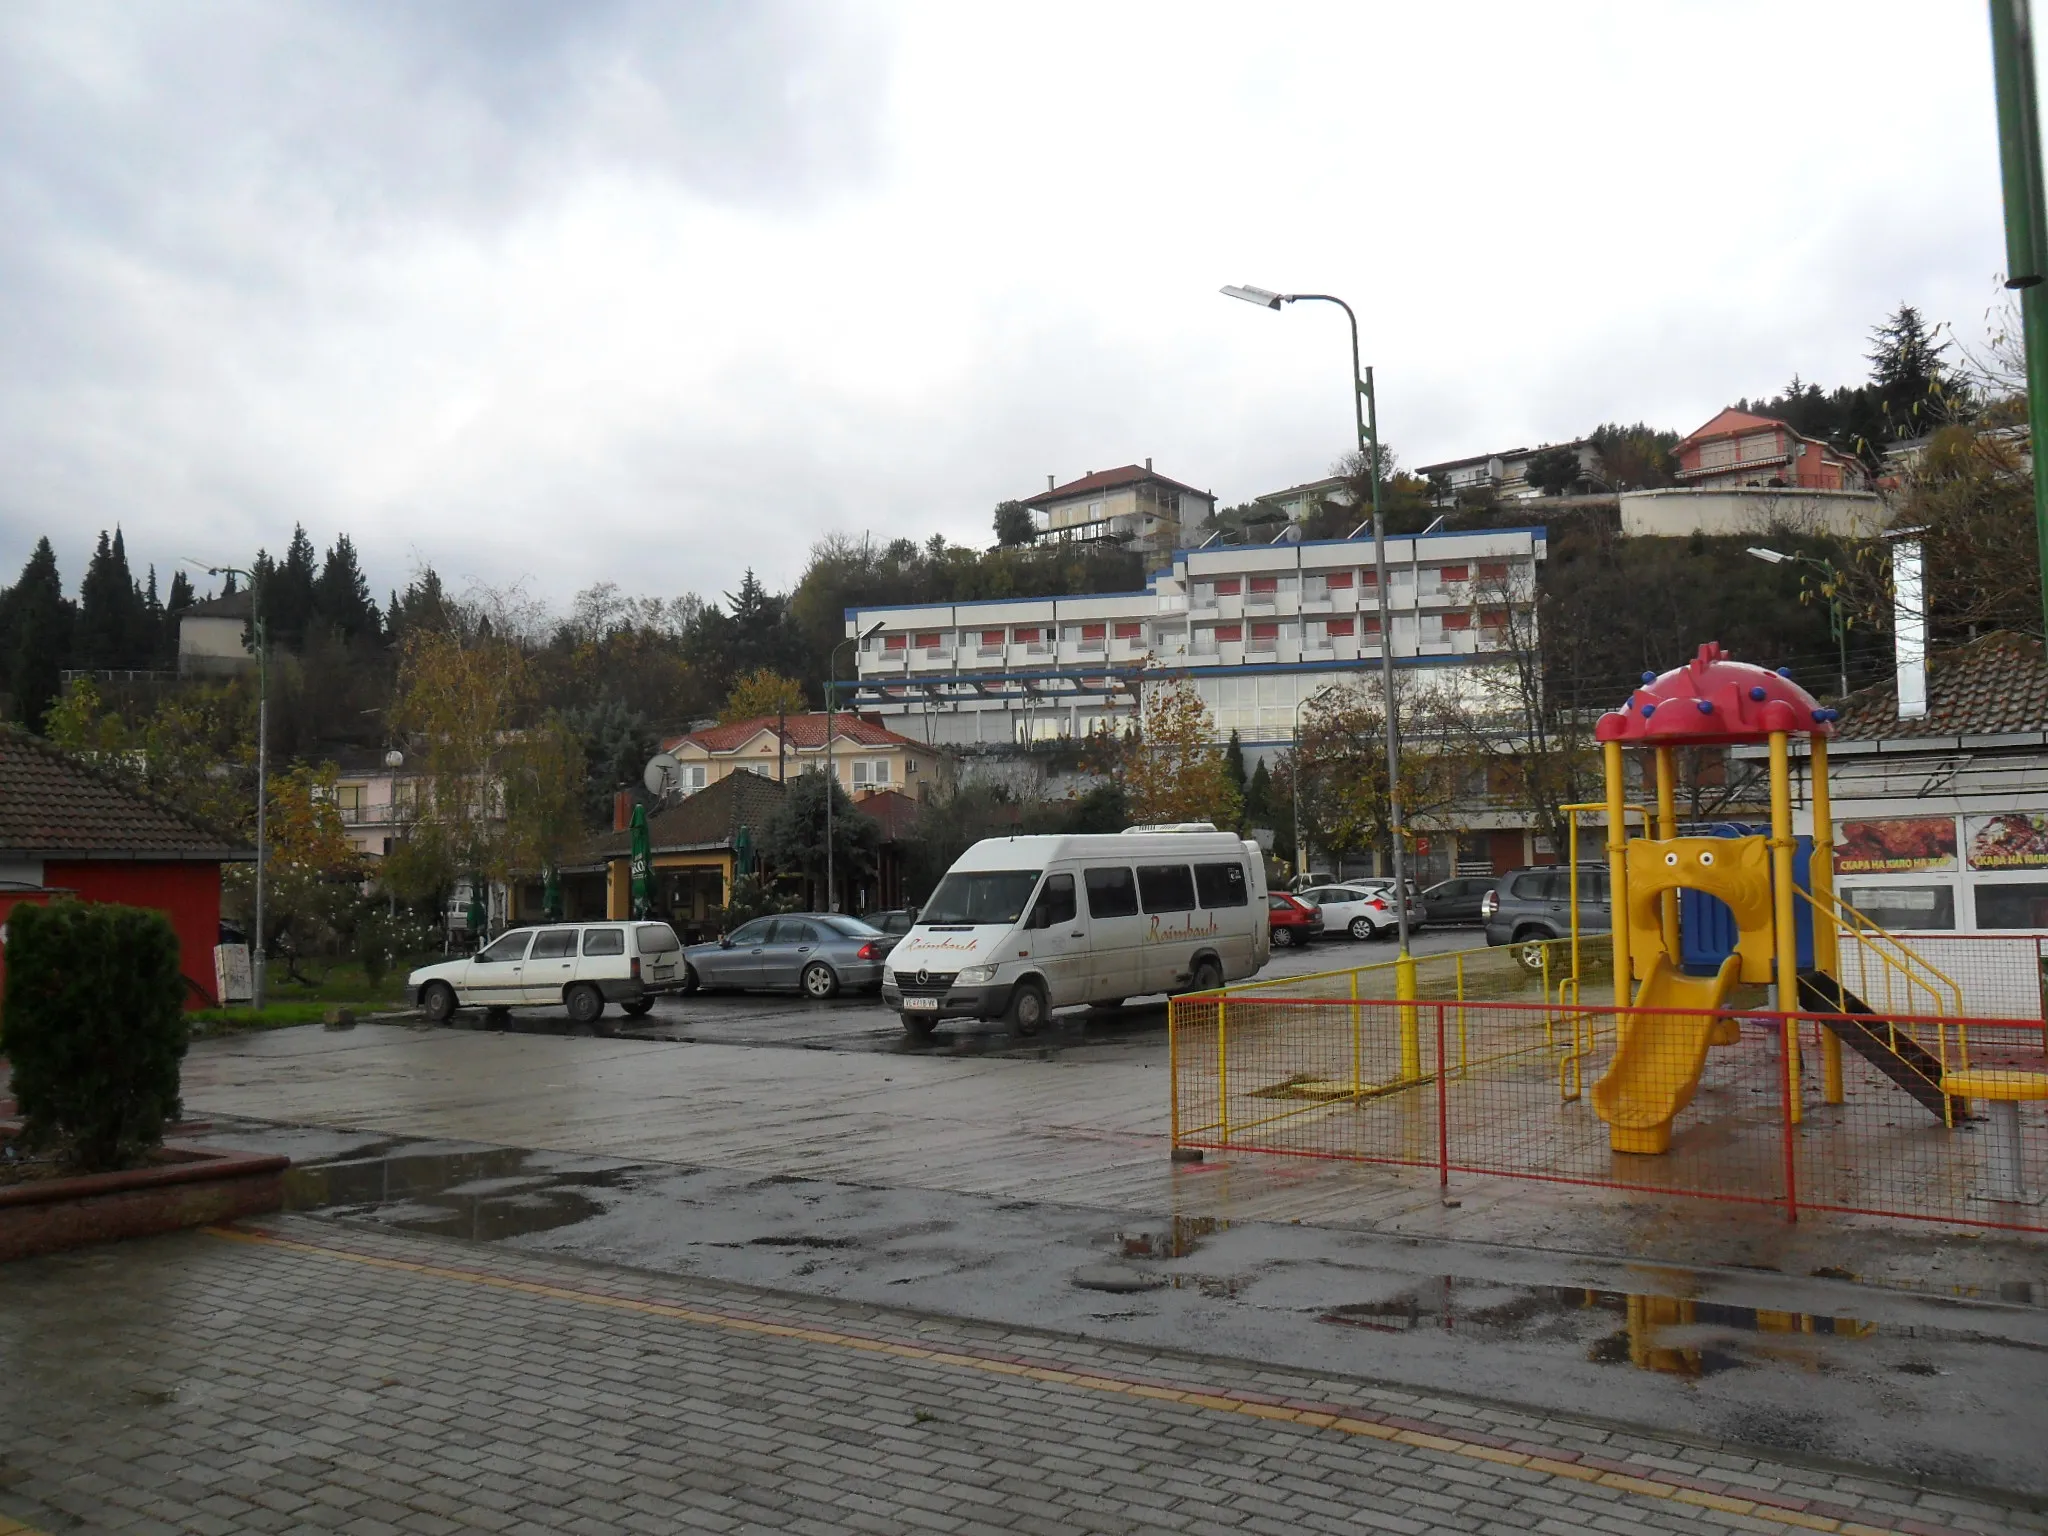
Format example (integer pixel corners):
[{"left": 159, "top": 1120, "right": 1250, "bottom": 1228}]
[{"left": 1678, "top": 824, "right": 1814, "bottom": 975}]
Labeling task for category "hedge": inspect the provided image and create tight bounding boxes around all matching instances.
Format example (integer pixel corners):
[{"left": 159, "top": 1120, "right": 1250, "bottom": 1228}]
[{"left": 2, "top": 900, "right": 188, "bottom": 1173}]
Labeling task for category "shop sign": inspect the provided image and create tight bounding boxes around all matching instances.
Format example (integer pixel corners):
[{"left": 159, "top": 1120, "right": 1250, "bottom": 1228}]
[
  {"left": 1966, "top": 812, "right": 2048, "bottom": 870},
  {"left": 1834, "top": 817, "right": 1957, "bottom": 873}
]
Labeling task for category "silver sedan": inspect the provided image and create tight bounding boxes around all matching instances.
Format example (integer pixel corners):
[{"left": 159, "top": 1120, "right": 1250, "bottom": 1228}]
[{"left": 681, "top": 914, "right": 898, "bottom": 999}]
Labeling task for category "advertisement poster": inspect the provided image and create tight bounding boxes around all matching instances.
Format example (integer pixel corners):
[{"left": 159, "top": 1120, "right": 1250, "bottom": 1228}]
[
  {"left": 1834, "top": 817, "right": 1957, "bottom": 873},
  {"left": 1966, "top": 813, "right": 2048, "bottom": 870}
]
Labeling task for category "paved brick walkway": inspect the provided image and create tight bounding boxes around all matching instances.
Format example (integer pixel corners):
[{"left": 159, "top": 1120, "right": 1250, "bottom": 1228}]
[{"left": 3, "top": 1218, "right": 2044, "bottom": 1536}]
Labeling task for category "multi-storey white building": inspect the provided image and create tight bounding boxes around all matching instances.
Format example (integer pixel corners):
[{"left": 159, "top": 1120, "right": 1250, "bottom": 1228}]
[{"left": 842, "top": 526, "right": 1546, "bottom": 747}]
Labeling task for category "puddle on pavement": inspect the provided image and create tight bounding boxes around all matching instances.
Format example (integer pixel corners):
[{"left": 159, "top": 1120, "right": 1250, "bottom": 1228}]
[
  {"left": 284, "top": 1145, "right": 641, "bottom": 1240},
  {"left": 1320, "top": 1278, "right": 1875, "bottom": 1378},
  {"left": 1116, "top": 1214, "right": 1228, "bottom": 1259}
]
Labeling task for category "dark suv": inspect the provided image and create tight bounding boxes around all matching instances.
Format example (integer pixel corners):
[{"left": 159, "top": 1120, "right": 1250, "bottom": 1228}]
[{"left": 1481, "top": 865, "right": 1611, "bottom": 968}]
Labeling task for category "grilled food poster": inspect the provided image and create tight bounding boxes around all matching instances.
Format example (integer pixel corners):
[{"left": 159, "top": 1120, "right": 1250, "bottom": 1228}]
[
  {"left": 1967, "top": 813, "right": 2048, "bottom": 869},
  {"left": 1833, "top": 817, "right": 1957, "bottom": 873}
]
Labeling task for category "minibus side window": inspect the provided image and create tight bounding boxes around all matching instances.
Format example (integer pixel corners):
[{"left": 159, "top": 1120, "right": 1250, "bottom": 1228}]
[
  {"left": 1137, "top": 864, "right": 1196, "bottom": 914},
  {"left": 1195, "top": 861, "right": 1248, "bottom": 908},
  {"left": 1084, "top": 867, "right": 1139, "bottom": 918},
  {"left": 1028, "top": 873, "right": 1077, "bottom": 929}
]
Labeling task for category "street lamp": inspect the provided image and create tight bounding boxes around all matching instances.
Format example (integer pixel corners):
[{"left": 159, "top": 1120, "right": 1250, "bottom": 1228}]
[
  {"left": 1290, "top": 683, "right": 1341, "bottom": 885},
  {"left": 1223, "top": 284, "right": 1411, "bottom": 956},
  {"left": 1746, "top": 546, "right": 1849, "bottom": 699},
  {"left": 201, "top": 563, "right": 269, "bottom": 1009},
  {"left": 825, "top": 619, "right": 886, "bottom": 913}
]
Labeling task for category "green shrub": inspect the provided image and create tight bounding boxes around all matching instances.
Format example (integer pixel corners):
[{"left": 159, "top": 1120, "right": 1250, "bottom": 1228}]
[{"left": 1, "top": 900, "right": 188, "bottom": 1173}]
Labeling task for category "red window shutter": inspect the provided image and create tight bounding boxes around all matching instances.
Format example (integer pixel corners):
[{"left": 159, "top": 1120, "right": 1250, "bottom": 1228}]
[
  {"left": 916, "top": 632, "right": 941, "bottom": 647},
  {"left": 982, "top": 630, "right": 1004, "bottom": 645},
  {"left": 1251, "top": 622, "right": 1279, "bottom": 641},
  {"left": 1015, "top": 626, "right": 1039, "bottom": 642},
  {"left": 1327, "top": 572, "right": 1354, "bottom": 589},
  {"left": 1478, "top": 562, "right": 1509, "bottom": 581},
  {"left": 1113, "top": 621, "right": 1142, "bottom": 640},
  {"left": 884, "top": 634, "right": 906, "bottom": 651},
  {"left": 1249, "top": 575, "right": 1278, "bottom": 594},
  {"left": 1439, "top": 565, "right": 1469, "bottom": 582},
  {"left": 1216, "top": 624, "right": 1242, "bottom": 642},
  {"left": 1360, "top": 569, "right": 1378, "bottom": 586},
  {"left": 1326, "top": 618, "right": 1354, "bottom": 637},
  {"left": 1480, "top": 607, "right": 1508, "bottom": 627},
  {"left": 1362, "top": 615, "right": 1382, "bottom": 634},
  {"left": 1443, "top": 611, "right": 1471, "bottom": 630},
  {"left": 1214, "top": 578, "right": 1242, "bottom": 596},
  {"left": 1082, "top": 623, "right": 1105, "bottom": 640}
]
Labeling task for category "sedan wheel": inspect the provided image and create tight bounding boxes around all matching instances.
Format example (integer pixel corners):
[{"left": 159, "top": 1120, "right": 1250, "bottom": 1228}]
[
  {"left": 802, "top": 962, "right": 840, "bottom": 1000},
  {"left": 1348, "top": 916, "right": 1377, "bottom": 941},
  {"left": 566, "top": 983, "right": 605, "bottom": 1027},
  {"left": 1271, "top": 925, "right": 1294, "bottom": 948},
  {"left": 421, "top": 982, "right": 456, "bottom": 1025},
  {"left": 680, "top": 963, "right": 700, "bottom": 995}
]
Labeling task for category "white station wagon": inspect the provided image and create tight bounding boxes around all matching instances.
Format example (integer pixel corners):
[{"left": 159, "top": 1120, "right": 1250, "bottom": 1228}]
[{"left": 408, "top": 921, "right": 686, "bottom": 1030}]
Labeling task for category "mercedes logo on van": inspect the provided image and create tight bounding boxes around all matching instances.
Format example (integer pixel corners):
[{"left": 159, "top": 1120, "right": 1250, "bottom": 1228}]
[{"left": 917, "top": 967, "right": 930, "bottom": 986}]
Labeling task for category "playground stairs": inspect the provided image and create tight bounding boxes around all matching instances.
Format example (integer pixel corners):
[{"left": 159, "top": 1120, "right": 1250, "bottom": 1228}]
[{"left": 1796, "top": 970, "right": 1966, "bottom": 1125}]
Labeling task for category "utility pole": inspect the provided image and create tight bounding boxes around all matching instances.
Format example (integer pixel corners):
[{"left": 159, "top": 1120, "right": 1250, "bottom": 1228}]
[{"left": 1989, "top": 0, "right": 2048, "bottom": 641}]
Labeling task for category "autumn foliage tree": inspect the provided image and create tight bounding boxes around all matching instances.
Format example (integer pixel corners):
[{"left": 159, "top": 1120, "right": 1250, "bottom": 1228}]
[
  {"left": 223, "top": 763, "right": 364, "bottom": 974},
  {"left": 1115, "top": 675, "right": 1241, "bottom": 828},
  {"left": 1287, "top": 682, "right": 1469, "bottom": 869},
  {"left": 721, "top": 667, "right": 808, "bottom": 723}
]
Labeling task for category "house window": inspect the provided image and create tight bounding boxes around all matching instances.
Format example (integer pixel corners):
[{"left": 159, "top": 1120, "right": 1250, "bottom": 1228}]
[
  {"left": 1214, "top": 578, "right": 1242, "bottom": 596},
  {"left": 1478, "top": 562, "right": 1509, "bottom": 582},
  {"left": 1360, "top": 569, "right": 1378, "bottom": 586},
  {"left": 1479, "top": 607, "right": 1510, "bottom": 632},
  {"left": 1014, "top": 626, "right": 1040, "bottom": 643},
  {"left": 1328, "top": 571, "right": 1354, "bottom": 589},
  {"left": 1216, "top": 623, "right": 1243, "bottom": 643},
  {"left": 336, "top": 784, "right": 362, "bottom": 811},
  {"left": 915, "top": 632, "right": 941, "bottom": 648},
  {"left": 1700, "top": 439, "right": 1737, "bottom": 469},
  {"left": 981, "top": 630, "right": 1004, "bottom": 645},
  {"left": 1362, "top": 615, "right": 1382, "bottom": 635},
  {"left": 1082, "top": 623, "right": 1105, "bottom": 641},
  {"left": 1302, "top": 575, "right": 1328, "bottom": 600},
  {"left": 1419, "top": 615, "right": 1446, "bottom": 644},
  {"left": 1326, "top": 618, "right": 1354, "bottom": 638},
  {"left": 682, "top": 764, "right": 708, "bottom": 790},
  {"left": 1113, "top": 621, "right": 1143, "bottom": 641},
  {"left": 852, "top": 759, "right": 892, "bottom": 787},
  {"left": 1250, "top": 622, "right": 1279, "bottom": 648},
  {"left": 1738, "top": 431, "right": 1780, "bottom": 462}
]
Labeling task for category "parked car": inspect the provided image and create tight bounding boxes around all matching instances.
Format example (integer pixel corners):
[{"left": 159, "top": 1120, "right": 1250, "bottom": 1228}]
[
  {"left": 881, "top": 828, "right": 1270, "bottom": 1036},
  {"left": 868, "top": 909, "right": 918, "bottom": 937},
  {"left": 1421, "top": 875, "right": 1496, "bottom": 926},
  {"left": 407, "top": 920, "right": 687, "bottom": 1029},
  {"left": 1295, "top": 881, "right": 1423, "bottom": 941},
  {"left": 1267, "top": 891, "right": 1325, "bottom": 947},
  {"left": 682, "top": 913, "right": 898, "bottom": 999},
  {"left": 1481, "top": 865, "right": 1612, "bottom": 969}
]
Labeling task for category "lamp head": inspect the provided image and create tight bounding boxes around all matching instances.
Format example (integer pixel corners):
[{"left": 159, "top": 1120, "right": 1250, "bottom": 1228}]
[
  {"left": 1220, "top": 284, "right": 1287, "bottom": 310},
  {"left": 858, "top": 618, "right": 886, "bottom": 641},
  {"left": 1746, "top": 546, "right": 1789, "bottom": 565}
]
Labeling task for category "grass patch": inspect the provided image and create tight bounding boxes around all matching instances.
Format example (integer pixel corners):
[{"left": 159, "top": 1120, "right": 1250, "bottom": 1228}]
[{"left": 191, "top": 956, "right": 431, "bottom": 1036}]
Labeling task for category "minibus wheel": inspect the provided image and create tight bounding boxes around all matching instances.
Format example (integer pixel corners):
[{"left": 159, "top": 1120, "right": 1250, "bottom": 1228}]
[{"left": 1006, "top": 979, "right": 1048, "bottom": 1036}]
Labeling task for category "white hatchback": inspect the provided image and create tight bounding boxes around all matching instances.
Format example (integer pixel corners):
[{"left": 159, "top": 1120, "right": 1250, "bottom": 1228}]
[
  {"left": 408, "top": 921, "right": 686, "bottom": 1031},
  {"left": 1296, "top": 883, "right": 1420, "bottom": 941}
]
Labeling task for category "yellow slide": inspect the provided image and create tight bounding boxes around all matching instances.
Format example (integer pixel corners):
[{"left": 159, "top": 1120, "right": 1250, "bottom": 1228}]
[{"left": 1591, "top": 952, "right": 1742, "bottom": 1154}]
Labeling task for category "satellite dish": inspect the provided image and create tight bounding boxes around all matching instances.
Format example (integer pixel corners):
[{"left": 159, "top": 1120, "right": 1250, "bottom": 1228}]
[{"left": 643, "top": 752, "right": 683, "bottom": 797}]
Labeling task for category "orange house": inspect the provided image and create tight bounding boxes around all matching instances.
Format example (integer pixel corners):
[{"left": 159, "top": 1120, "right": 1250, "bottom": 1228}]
[{"left": 1674, "top": 408, "right": 1867, "bottom": 491}]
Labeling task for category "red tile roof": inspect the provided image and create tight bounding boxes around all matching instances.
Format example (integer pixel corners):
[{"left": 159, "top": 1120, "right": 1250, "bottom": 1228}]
[
  {"left": 572, "top": 770, "right": 787, "bottom": 865},
  {"left": 1679, "top": 408, "right": 1788, "bottom": 446},
  {"left": 1833, "top": 631, "right": 2048, "bottom": 740},
  {"left": 0, "top": 729, "right": 249, "bottom": 861},
  {"left": 666, "top": 714, "right": 931, "bottom": 755},
  {"left": 1023, "top": 465, "right": 1210, "bottom": 507}
]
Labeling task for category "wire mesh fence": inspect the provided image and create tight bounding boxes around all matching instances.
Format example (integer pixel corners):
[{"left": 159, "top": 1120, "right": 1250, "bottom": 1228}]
[{"left": 1170, "top": 988, "right": 2048, "bottom": 1233}]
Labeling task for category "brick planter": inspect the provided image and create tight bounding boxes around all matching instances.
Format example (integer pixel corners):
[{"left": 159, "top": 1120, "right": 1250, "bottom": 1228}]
[{"left": 0, "top": 1140, "right": 289, "bottom": 1262}]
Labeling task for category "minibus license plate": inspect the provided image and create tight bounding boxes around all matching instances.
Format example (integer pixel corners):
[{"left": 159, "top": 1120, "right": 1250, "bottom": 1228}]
[{"left": 903, "top": 996, "right": 939, "bottom": 1012}]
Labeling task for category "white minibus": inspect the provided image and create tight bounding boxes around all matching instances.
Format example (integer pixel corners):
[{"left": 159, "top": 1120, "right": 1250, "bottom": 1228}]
[{"left": 881, "top": 825, "right": 1269, "bottom": 1035}]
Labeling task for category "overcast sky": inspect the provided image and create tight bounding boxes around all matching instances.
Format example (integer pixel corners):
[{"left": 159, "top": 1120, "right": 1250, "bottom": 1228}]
[{"left": 0, "top": 2, "right": 2026, "bottom": 611}]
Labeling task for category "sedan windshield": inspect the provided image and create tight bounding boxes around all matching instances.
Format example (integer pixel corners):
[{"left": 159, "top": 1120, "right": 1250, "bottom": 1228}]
[{"left": 920, "top": 870, "right": 1041, "bottom": 926}]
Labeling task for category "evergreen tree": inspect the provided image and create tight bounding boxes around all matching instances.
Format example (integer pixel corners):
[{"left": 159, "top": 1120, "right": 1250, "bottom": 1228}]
[
  {"left": 725, "top": 568, "right": 790, "bottom": 679},
  {"left": 6, "top": 539, "right": 72, "bottom": 732},
  {"left": 1245, "top": 759, "right": 1274, "bottom": 826},
  {"left": 142, "top": 566, "right": 166, "bottom": 667},
  {"left": 1867, "top": 303, "right": 1959, "bottom": 440},
  {"left": 389, "top": 567, "right": 453, "bottom": 642},
  {"left": 313, "top": 533, "right": 382, "bottom": 643},
  {"left": 163, "top": 569, "right": 195, "bottom": 666},
  {"left": 1224, "top": 729, "right": 1247, "bottom": 794},
  {"left": 75, "top": 528, "right": 150, "bottom": 670},
  {"left": 265, "top": 525, "right": 320, "bottom": 650}
]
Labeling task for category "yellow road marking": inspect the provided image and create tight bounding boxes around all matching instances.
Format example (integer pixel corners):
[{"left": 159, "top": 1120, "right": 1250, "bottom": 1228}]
[{"left": 202, "top": 1225, "right": 1945, "bottom": 1536}]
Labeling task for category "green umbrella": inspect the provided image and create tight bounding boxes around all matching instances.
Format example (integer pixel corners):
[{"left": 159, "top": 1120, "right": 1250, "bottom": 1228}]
[
  {"left": 734, "top": 823, "right": 754, "bottom": 877},
  {"left": 542, "top": 864, "right": 563, "bottom": 923},
  {"left": 629, "top": 804, "right": 654, "bottom": 919}
]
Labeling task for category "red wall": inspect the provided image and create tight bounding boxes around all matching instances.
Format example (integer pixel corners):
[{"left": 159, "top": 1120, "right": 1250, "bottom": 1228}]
[{"left": 39, "top": 862, "right": 224, "bottom": 1009}]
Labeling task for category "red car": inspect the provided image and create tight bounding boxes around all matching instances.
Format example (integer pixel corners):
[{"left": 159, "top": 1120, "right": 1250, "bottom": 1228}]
[{"left": 1267, "top": 892, "right": 1325, "bottom": 948}]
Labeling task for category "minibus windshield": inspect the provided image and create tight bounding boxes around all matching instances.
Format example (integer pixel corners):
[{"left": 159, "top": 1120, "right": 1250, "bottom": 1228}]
[{"left": 920, "top": 870, "right": 1041, "bottom": 926}]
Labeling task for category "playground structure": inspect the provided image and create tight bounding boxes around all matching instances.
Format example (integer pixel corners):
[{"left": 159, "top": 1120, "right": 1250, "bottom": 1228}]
[{"left": 1170, "top": 642, "right": 2048, "bottom": 1231}]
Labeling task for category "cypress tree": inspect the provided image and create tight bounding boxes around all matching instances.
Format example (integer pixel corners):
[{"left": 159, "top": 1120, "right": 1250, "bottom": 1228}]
[
  {"left": 7, "top": 539, "right": 72, "bottom": 732},
  {"left": 163, "top": 569, "right": 195, "bottom": 666},
  {"left": 261, "top": 526, "right": 319, "bottom": 650},
  {"left": 76, "top": 529, "right": 150, "bottom": 671},
  {"left": 314, "top": 533, "right": 381, "bottom": 643}
]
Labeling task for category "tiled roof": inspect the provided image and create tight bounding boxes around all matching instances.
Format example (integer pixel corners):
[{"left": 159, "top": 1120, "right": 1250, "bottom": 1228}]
[
  {"left": 666, "top": 713, "right": 930, "bottom": 755},
  {"left": 1680, "top": 408, "right": 1787, "bottom": 446},
  {"left": 1832, "top": 631, "right": 2048, "bottom": 740},
  {"left": 853, "top": 787, "right": 923, "bottom": 842},
  {"left": 182, "top": 590, "right": 251, "bottom": 620},
  {"left": 1023, "top": 465, "right": 1210, "bottom": 507},
  {"left": 574, "top": 770, "right": 788, "bottom": 863},
  {"left": 0, "top": 729, "right": 249, "bottom": 860}
]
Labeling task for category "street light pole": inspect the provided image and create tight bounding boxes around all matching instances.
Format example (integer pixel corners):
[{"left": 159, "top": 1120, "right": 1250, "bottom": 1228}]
[
  {"left": 208, "top": 564, "right": 267, "bottom": 1009},
  {"left": 1988, "top": 0, "right": 2048, "bottom": 644},
  {"left": 825, "top": 621, "right": 884, "bottom": 913},
  {"left": 1746, "top": 547, "right": 1849, "bottom": 698},
  {"left": 1222, "top": 285, "right": 1411, "bottom": 957}
]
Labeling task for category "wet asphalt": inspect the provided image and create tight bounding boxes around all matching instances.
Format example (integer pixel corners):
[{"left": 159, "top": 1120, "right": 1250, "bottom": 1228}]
[{"left": 170, "top": 926, "right": 2048, "bottom": 1504}]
